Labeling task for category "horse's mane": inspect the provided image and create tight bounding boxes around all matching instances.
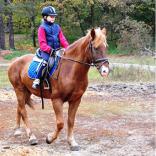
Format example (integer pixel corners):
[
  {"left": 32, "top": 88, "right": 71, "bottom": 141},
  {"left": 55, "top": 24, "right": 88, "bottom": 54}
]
[{"left": 66, "top": 27, "right": 107, "bottom": 54}]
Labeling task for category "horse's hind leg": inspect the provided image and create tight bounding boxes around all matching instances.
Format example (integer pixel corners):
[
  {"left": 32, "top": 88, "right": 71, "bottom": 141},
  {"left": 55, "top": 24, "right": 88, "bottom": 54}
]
[
  {"left": 46, "top": 98, "right": 64, "bottom": 144},
  {"left": 14, "top": 88, "right": 38, "bottom": 145},
  {"left": 14, "top": 88, "right": 24, "bottom": 136},
  {"left": 14, "top": 88, "right": 29, "bottom": 134}
]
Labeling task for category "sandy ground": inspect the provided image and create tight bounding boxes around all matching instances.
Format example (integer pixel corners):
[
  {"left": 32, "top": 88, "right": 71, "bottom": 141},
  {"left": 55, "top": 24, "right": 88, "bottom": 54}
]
[{"left": 0, "top": 82, "right": 155, "bottom": 156}]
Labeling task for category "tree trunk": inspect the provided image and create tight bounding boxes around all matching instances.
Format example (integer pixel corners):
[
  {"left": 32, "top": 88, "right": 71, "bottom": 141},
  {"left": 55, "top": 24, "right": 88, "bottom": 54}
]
[
  {"left": 8, "top": 13, "right": 15, "bottom": 49},
  {"left": 4, "top": 0, "right": 15, "bottom": 49},
  {"left": 90, "top": 4, "right": 94, "bottom": 27},
  {"left": 31, "top": 16, "right": 36, "bottom": 47},
  {"left": 30, "top": 0, "right": 36, "bottom": 47},
  {"left": 0, "top": 15, "right": 6, "bottom": 50}
]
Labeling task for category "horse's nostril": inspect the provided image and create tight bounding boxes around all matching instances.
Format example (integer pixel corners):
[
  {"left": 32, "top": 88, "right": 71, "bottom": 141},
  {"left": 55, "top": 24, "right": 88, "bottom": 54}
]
[{"left": 100, "top": 66, "right": 108, "bottom": 73}]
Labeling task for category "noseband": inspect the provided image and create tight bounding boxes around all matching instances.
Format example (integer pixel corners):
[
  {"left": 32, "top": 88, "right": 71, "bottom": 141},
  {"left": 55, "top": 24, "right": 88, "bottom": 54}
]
[{"left": 57, "top": 41, "right": 109, "bottom": 67}]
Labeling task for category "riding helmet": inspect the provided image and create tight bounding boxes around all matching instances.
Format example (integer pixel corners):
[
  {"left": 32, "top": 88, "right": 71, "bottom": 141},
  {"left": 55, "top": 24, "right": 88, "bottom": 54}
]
[{"left": 41, "top": 6, "right": 57, "bottom": 17}]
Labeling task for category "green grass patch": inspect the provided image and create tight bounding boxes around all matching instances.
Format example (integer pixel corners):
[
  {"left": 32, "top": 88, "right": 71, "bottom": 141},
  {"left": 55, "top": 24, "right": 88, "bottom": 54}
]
[
  {"left": 88, "top": 67, "right": 103, "bottom": 81},
  {"left": 0, "top": 68, "right": 10, "bottom": 88},
  {"left": 3, "top": 50, "right": 31, "bottom": 60},
  {"left": 108, "top": 43, "right": 121, "bottom": 54}
]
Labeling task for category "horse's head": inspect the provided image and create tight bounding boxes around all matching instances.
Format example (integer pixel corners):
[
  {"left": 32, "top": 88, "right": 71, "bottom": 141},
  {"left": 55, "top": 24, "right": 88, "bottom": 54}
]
[{"left": 88, "top": 28, "right": 109, "bottom": 77}]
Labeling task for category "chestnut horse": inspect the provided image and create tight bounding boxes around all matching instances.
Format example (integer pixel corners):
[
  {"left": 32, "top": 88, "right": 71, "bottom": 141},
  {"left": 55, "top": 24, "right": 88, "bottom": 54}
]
[{"left": 8, "top": 28, "right": 109, "bottom": 150}]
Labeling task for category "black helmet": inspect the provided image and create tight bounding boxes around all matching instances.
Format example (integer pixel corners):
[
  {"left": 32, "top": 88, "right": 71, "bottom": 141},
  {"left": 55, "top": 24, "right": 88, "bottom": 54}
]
[{"left": 41, "top": 6, "right": 57, "bottom": 17}]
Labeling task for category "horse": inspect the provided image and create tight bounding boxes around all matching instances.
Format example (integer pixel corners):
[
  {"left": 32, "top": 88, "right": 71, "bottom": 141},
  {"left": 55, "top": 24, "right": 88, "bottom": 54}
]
[{"left": 8, "top": 27, "right": 109, "bottom": 151}]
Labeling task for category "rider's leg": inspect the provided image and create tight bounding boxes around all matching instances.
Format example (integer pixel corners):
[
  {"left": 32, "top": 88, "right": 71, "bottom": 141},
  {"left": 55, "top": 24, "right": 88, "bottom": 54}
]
[{"left": 32, "top": 60, "right": 47, "bottom": 89}]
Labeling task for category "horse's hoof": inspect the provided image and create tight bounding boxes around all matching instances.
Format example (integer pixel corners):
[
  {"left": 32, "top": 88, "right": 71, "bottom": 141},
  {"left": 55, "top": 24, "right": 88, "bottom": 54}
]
[
  {"left": 46, "top": 133, "right": 54, "bottom": 144},
  {"left": 14, "top": 129, "right": 22, "bottom": 137},
  {"left": 29, "top": 134, "right": 38, "bottom": 145},
  {"left": 70, "top": 145, "right": 80, "bottom": 151},
  {"left": 29, "top": 138, "right": 38, "bottom": 145},
  {"left": 46, "top": 136, "right": 52, "bottom": 144}
]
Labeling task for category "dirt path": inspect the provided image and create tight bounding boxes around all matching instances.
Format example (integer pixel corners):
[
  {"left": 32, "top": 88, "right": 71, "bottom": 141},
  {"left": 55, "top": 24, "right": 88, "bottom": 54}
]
[{"left": 0, "top": 83, "right": 155, "bottom": 156}]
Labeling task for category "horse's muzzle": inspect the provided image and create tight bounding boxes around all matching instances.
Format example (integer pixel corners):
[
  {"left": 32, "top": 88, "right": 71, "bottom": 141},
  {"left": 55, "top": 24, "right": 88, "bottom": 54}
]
[{"left": 99, "top": 65, "right": 109, "bottom": 77}]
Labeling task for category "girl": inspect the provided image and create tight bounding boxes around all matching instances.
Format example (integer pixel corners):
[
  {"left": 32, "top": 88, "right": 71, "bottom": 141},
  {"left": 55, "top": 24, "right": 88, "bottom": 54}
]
[{"left": 32, "top": 6, "right": 69, "bottom": 89}]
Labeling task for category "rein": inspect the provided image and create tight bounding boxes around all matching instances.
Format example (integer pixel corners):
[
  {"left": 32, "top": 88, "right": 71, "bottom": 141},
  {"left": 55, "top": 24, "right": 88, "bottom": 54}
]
[
  {"left": 57, "top": 55, "right": 94, "bottom": 67},
  {"left": 57, "top": 42, "right": 109, "bottom": 67}
]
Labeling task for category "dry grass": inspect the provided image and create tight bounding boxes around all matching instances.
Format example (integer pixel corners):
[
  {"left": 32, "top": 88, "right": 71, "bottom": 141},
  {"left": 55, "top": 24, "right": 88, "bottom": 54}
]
[{"left": 89, "top": 66, "right": 155, "bottom": 83}]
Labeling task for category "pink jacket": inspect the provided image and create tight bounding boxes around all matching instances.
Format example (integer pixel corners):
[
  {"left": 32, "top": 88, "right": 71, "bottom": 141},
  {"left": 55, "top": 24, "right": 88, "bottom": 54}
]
[{"left": 38, "top": 27, "right": 69, "bottom": 54}]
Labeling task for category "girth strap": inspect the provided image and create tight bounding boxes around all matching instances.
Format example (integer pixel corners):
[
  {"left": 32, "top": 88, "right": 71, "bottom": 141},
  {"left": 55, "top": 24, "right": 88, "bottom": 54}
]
[{"left": 40, "top": 78, "right": 44, "bottom": 109}]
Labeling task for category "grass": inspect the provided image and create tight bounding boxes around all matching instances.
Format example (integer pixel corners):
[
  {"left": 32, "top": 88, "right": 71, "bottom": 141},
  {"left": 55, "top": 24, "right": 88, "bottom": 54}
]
[
  {"left": 108, "top": 43, "right": 121, "bottom": 55},
  {"left": 0, "top": 68, "right": 10, "bottom": 88},
  {"left": 109, "top": 55, "right": 155, "bottom": 65},
  {"left": 88, "top": 66, "right": 155, "bottom": 83},
  {"left": 4, "top": 34, "right": 37, "bottom": 55},
  {"left": 107, "top": 42, "right": 155, "bottom": 65},
  {"left": 3, "top": 50, "right": 31, "bottom": 60}
]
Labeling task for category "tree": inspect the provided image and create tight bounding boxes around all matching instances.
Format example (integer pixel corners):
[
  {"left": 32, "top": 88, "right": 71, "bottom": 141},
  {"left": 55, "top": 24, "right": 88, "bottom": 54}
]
[
  {"left": 0, "top": 1, "right": 6, "bottom": 50},
  {"left": 2, "top": 0, "right": 154, "bottom": 54},
  {"left": 116, "top": 17, "right": 152, "bottom": 54},
  {"left": 63, "top": 0, "right": 97, "bottom": 35},
  {"left": 129, "top": 0, "right": 155, "bottom": 41},
  {"left": 0, "top": 15, "right": 6, "bottom": 50},
  {"left": 5, "top": 0, "right": 15, "bottom": 49},
  {"left": 13, "top": 0, "right": 42, "bottom": 47}
]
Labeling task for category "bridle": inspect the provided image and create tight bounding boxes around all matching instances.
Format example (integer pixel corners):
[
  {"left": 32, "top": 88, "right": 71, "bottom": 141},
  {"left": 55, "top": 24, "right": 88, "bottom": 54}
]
[
  {"left": 88, "top": 41, "right": 109, "bottom": 69},
  {"left": 56, "top": 41, "right": 109, "bottom": 67}
]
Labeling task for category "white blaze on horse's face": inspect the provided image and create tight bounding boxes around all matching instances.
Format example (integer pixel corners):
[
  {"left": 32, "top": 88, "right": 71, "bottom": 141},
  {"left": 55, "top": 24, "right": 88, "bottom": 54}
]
[{"left": 100, "top": 65, "right": 109, "bottom": 77}]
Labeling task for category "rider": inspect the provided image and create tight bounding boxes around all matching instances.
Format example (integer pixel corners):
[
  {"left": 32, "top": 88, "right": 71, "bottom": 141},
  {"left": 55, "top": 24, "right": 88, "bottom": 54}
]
[{"left": 32, "top": 6, "right": 69, "bottom": 89}]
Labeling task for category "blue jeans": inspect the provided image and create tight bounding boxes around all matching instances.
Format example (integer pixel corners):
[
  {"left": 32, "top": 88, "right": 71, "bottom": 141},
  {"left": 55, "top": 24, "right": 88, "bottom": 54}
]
[{"left": 38, "top": 50, "right": 50, "bottom": 62}]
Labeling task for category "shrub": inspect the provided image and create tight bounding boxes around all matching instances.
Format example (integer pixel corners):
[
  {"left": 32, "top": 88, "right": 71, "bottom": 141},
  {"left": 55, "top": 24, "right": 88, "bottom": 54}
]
[{"left": 116, "top": 16, "right": 152, "bottom": 55}]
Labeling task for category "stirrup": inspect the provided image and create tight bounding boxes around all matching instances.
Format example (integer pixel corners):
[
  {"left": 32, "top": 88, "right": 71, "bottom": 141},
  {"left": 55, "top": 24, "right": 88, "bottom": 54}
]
[{"left": 32, "top": 79, "right": 40, "bottom": 89}]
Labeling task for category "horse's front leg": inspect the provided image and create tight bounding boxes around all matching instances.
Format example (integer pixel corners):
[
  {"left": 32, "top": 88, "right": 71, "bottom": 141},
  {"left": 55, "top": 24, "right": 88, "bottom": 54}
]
[
  {"left": 46, "top": 98, "right": 64, "bottom": 144},
  {"left": 67, "top": 99, "right": 81, "bottom": 151}
]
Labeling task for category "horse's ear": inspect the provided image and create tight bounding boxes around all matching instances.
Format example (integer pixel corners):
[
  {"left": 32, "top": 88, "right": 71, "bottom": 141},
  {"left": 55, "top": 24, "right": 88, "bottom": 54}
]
[
  {"left": 101, "top": 28, "right": 107, "bottom": 35},
  {"left": 91, "top": 28, "right": 96, "bottom": 41}
]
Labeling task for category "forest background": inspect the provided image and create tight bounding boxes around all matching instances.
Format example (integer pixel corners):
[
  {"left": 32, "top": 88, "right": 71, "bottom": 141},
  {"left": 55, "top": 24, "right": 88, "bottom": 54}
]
[{"left": 0, "top": 0, "right": 155, "bottom": 56}]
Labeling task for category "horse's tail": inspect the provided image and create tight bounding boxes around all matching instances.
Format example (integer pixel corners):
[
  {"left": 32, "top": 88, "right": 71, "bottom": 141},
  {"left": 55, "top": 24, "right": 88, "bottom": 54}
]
[{"left": 26, "top": 98, "right": 35, "bottom": 110}]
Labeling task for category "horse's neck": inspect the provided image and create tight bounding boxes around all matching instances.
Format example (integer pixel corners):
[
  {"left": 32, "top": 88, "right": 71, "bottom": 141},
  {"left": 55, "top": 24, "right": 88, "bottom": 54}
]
[
  {"left": 63, "top": 36, "right": 90, "bottom": 79},
  {"left": 65, "top": 36, "right": 90, "bottom": 62}
]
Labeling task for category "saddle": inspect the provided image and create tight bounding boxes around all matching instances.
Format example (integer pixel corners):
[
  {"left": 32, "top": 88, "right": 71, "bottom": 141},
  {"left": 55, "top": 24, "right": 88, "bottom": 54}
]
[{"left": 28, "top": 49, "right": 63, "bottom": 89}]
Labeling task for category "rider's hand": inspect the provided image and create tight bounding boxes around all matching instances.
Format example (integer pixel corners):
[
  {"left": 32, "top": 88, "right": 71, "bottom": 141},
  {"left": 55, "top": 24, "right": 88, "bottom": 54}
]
[{"left": 61, "top": 48, "right": 66, "bottom": 54}]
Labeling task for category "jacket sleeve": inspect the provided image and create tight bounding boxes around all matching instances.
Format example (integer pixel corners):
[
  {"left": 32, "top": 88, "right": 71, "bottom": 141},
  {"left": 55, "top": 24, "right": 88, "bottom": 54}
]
[
  {"left": 38, "top": 27, "right": 51, "bottom": 53},
  {"left": 58, "top": 28, "right": 69, "bottom": 48}
]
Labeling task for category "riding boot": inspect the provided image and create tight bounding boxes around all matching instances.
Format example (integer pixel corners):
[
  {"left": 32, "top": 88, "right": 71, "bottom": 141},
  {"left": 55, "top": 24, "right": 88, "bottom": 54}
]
[{"left": 32, "top": 60, "right": 47, "bottom": 89}]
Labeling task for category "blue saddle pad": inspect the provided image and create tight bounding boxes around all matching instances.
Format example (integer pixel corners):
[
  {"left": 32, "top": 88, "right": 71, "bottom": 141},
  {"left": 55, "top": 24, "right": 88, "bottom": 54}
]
[{"left": 28, "top": 56, "right": 61, "bottom": 79}]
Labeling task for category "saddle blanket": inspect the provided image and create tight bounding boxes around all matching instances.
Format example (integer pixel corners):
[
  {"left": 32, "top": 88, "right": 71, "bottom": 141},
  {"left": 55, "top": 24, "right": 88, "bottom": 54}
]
[{"left": 28, "top": 55, "right": 60, "bottom": 79}]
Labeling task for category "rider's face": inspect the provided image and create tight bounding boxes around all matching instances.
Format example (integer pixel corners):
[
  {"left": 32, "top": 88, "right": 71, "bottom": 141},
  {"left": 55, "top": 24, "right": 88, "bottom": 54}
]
[{"left": 46, "top": 15, "right": 55, "bottom": 23}]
